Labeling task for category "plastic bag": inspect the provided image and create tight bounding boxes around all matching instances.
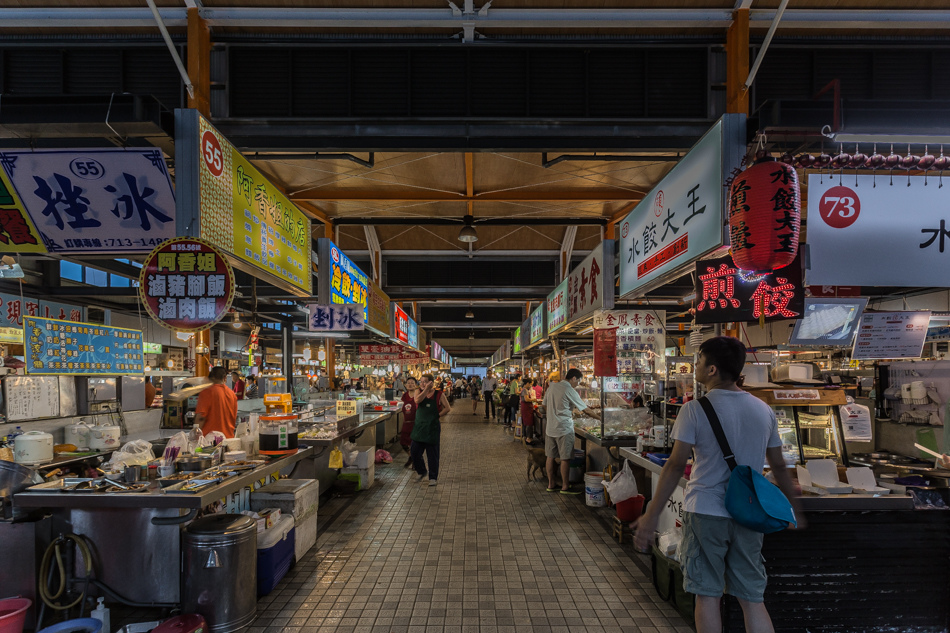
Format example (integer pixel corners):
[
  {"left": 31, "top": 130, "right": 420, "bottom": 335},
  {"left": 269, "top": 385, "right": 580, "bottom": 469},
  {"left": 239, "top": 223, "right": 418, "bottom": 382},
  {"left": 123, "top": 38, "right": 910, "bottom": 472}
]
[
  {"left": 658, "top": 526, "right": 684, "bottom": 561},
  {"left": 341, "top": 441, "right": 359, "bottom": 467},
  {"left": 108, "top": 439, "right": 155, "bottom": 468},
  {"left": 375, "top": 449, "right": 393, "bottom": 464},
  {"left": 603, "top": 459, "right": 638, "bottom": 504},
  {"left": 199, "top": 431, "right": 226, "bottom": 448},
  {"left": 328, "top": 448, "right": 344, "bottom": 469}
]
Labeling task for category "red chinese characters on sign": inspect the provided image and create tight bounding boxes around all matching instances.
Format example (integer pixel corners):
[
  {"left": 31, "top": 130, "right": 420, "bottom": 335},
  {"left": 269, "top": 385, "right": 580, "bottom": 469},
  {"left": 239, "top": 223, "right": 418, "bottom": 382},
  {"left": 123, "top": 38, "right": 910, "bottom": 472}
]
[
  {"left": 593, "top": 328, "right": 618, "bottom": 377},
  {"left": 567, "top": 252, "right": 602, "bottom": 322},
  {"left": 139, "top": 237, "right": 234, "bottom": 332},
  {"left": 693, "top": 252, "right": 804, "bottom": 325},
  {"left": 697, "top": 263, "right": 741, "bottom": 311},
  {"left": 393, "top": 305, "right": 410, "bottom": 344},
  {"left": 750, "top": 278, "right": 798, "bottom": 318}
]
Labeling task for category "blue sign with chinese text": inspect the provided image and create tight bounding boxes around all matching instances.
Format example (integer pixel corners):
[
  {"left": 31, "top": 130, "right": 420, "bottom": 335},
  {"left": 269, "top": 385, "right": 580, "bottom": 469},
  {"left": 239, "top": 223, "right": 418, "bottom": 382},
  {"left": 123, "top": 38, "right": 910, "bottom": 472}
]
[
  {"left": 307, "top": 303, "right": 365, "bottom": 332},
  {"left": 24, "top": 316, "right": 144, "bottom": 375},
  {"left": 0, "top": 149, "right": 176, "bottom": 253}
]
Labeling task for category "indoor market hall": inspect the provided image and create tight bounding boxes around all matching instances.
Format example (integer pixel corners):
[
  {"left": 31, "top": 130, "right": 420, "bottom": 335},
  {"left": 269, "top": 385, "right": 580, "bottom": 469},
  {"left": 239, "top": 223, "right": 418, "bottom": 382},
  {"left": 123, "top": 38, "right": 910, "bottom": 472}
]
[{"left": 246, "top": 407, "right": 689, "bottom": 633}]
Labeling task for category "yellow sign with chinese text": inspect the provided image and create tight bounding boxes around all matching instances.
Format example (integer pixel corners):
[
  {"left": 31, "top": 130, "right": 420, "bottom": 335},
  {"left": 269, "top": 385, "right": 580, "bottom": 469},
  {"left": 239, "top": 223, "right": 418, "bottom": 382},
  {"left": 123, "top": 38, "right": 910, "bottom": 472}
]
[
  {"left": 0, "top": 166, "right": 45, "bottom": 253},
  {"left": 336, "top": 399, "right": 358, "bottom": 418}
]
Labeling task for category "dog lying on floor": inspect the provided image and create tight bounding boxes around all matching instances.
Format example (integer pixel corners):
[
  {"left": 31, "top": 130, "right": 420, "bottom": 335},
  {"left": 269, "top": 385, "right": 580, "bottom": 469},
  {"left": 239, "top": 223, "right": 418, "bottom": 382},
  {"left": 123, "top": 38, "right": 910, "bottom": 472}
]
[{"left": 524, "top": 435, "right": 561, "bottom": 485}]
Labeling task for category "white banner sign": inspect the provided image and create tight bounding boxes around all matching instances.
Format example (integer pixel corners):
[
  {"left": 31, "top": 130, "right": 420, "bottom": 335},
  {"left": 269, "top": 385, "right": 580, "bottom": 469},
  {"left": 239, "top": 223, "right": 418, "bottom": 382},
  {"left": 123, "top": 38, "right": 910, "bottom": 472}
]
[
  {"left": 307, "top": 303, "right": 364, "bottom": 331},
  {"left": 546, "top": 279, "right": 567, "bottom": 334},
  {"left": 0, "top": 149, "right": 176, "bottom": 253},
  {"left": 565, "top": 241, "right": 614, "bottom": 327},
  {"left": 852, "top": 311, "right": 930, "bottom": 360},
  {"left": 807, "top": 175, "right": 950, "bottom": 286},
  {"left": 619, "top": 119, "right": 727, "bottom": 298}
]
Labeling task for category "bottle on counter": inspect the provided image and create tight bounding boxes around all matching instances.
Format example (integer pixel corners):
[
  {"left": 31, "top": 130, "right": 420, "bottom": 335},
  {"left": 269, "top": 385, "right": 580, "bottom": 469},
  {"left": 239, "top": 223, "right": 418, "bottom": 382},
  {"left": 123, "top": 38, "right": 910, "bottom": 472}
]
[{"left": 91, "top": 597, "right": 110, "bottom": 633}]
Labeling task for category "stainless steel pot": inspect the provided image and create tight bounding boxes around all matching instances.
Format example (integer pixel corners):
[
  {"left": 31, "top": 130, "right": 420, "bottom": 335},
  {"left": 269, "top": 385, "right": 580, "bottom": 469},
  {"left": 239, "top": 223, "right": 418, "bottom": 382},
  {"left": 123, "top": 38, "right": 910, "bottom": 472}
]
[{"left": 176, "top": 455, "right": 212, "bottom": 472}]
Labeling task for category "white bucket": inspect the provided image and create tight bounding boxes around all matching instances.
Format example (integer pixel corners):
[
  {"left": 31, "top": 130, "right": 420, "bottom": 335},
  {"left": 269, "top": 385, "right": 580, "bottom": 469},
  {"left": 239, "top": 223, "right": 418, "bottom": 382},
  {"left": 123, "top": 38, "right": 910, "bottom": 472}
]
[{"left": 584, "top": 472, "right": 605, "bottom": 507}]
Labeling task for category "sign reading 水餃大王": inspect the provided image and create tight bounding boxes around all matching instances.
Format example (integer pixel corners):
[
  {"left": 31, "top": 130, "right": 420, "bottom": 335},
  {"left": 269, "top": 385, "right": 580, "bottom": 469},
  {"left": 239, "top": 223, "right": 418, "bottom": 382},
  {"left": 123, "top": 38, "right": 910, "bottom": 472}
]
[
  {"left": 619, "top": 116, "right": 745, "bottom": 298},
  {"left": 195, "top": 114, "right": 311, "bottom": 294},
  {"left": 0, "top": 148, "right": 176, "bottom": 253},
  {"left": 693, "top": 251, "right": 804, "bottom": 325},
  {"left": 24, "top": 316, "right": 143, "bottom": 376},
  {"left": 139, "top": 237, "right": 235, "bottom": 333},
  {"left": 807, "top": 175, "right": 950, "bottom": 287},
  {"left": 307, "top": 303, "right": 364, "bottom": 332}
]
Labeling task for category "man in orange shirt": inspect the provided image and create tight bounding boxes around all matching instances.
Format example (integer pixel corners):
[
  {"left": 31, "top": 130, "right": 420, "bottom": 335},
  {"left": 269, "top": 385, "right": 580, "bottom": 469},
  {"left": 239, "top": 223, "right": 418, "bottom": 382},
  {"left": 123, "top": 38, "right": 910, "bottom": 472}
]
[{"left": 195, "top": 366, "right": 238, "bottom": 438}]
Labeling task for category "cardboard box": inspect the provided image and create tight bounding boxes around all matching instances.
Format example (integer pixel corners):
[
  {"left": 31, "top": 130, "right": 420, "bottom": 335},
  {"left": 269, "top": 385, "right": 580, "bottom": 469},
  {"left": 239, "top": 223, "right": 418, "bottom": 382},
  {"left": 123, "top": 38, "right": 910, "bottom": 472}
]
[
  {"left": 251, "top": 479, "right": 319, "bottom": 520},
  {"left": 258, "top": 508, "right": 281, "bottom": 529}
]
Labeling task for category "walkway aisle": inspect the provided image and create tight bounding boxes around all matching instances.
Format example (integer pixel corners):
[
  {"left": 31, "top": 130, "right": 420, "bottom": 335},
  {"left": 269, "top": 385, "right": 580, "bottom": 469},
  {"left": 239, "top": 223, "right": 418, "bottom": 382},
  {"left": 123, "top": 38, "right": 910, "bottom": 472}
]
[{"left": 249, "top": 405, "right": 691, "bottom": 633}]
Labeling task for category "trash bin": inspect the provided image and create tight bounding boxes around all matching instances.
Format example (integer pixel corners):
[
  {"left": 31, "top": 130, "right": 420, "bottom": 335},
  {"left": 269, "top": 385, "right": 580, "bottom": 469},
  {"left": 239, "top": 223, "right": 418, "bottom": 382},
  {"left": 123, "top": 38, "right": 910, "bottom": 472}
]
[{"left": 181, "top": 515, "right": 257, "bottom": 633}]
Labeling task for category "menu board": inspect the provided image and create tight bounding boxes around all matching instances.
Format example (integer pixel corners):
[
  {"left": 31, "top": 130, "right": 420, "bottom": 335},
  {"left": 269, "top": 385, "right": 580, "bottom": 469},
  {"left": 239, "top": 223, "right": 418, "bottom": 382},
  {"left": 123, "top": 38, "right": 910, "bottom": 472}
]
[
  {"left": 852, "top": 311, "right": 931, "bottom": 360},
  {"left": 547, "top": 280, "right": 567, "bottom": 334},
  {"left": 24, "top": 316, "right": 144, "bottom": 375},
  {"left": 4, "top": 376, "right": 60, "bottom": 421}
]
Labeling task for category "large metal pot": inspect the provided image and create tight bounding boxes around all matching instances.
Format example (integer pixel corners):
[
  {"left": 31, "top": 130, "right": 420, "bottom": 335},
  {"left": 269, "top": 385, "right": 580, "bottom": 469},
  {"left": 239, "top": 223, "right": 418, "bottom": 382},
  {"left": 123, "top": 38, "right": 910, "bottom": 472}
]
[
  {"left": 0, "top": 460, "right": 43, "bottom": 520},
  {"left": 176, "top": 455, "right": 212, "bottom": 472}
]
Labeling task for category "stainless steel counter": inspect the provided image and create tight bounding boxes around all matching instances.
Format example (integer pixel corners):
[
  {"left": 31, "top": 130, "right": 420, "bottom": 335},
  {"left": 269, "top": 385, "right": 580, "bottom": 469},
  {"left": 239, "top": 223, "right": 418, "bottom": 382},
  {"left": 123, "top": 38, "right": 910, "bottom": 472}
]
[
  {"left": 575, "top": 428, "right": 639, "bottom": 448},
  {"left": 15, "top": 447, "right": 313, "bottom": 510},
  {"left": 298, "top": 411, "right": 394, "bottom": 447}
]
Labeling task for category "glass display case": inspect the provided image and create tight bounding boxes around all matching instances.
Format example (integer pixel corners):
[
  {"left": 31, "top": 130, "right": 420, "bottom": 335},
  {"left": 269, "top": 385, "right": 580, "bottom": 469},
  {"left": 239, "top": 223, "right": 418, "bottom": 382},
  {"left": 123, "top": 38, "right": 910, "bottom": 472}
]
[
  {"left": 572, "top": 377, "right": 654, "bottom": 446},
  {"left": 747, "top": 388, "right": 849, "bottom": 466}
]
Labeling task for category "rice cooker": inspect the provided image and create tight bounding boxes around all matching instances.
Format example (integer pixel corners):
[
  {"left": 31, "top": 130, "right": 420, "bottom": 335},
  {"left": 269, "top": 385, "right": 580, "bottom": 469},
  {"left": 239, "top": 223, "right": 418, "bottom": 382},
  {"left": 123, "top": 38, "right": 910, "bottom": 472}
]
[
  {"left": 88, "top": 424, "right": 121, "bottom": 451},
  {"left": 65, "top": 421, "right": 92, "bottom": 450},
  {"left": 14, "top": 430, "right": 55, "bottom": 466}
]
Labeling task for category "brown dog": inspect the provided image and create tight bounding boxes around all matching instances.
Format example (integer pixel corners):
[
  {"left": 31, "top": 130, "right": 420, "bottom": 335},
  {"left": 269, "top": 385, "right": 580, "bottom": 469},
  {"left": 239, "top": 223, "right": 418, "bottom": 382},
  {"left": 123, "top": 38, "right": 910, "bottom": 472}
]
[{"left": 524, "top": 435, "right": 560, "bottom": 484}]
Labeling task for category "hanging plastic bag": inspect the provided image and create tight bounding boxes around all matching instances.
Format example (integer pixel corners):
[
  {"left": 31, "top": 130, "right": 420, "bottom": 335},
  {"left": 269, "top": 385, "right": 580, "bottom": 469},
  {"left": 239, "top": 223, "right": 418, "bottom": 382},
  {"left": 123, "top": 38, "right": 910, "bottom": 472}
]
[
  {"left": 328, "top": 448, "right": 344, "bottom": 469},
  {"left": 198, "top": 431, "right": 226, "bottom": 449},
  {"left": 603, "top": 459, "right": 638, "bottom": 504},
  {"left": 341, "top": 440, "right": 359, "bottom": 467},
  {"left": 108, "top": 439, "right": 155, "bottom": 469}
]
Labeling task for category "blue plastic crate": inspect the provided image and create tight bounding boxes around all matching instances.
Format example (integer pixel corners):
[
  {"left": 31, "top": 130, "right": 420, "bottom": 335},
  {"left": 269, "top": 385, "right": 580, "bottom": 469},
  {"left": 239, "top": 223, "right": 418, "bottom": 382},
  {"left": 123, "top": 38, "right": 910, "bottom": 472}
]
[
  {"left": 646, "top": 453, "right": 671, "bottom": 466},
  {"left": 257, "top": 520, "right": 295, "bottom": 597}
]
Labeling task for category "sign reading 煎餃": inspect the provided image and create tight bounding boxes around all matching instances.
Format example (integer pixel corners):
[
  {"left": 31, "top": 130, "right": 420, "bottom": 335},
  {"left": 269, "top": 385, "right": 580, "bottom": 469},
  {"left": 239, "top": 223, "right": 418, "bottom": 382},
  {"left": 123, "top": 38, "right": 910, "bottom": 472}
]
[
  {"left": 546, "top": 279, "right": 567, "bottom": 335},
  {"left": 693, "top": 251, "right": 804, "bottom": 325},
  {"left": 307, "top": 303, "right": 364, "bottom": 332},
  {"left": 0, "top": 148, "right": 176, "bottom": 253},
  {"left": 852, "top": 311, "right": 931, "bottom": 360},
  {"left": 24, "top": 317, "right": 143, "bottom": 375},
  {"left": 619, "top": 115, "right": 745, "bottom": 298},
  {"left": 193, "top": 113, "right": 311, "bottom": 294},
  {"left": 139, "top": 237, "right": 235, "bottom": 333}
]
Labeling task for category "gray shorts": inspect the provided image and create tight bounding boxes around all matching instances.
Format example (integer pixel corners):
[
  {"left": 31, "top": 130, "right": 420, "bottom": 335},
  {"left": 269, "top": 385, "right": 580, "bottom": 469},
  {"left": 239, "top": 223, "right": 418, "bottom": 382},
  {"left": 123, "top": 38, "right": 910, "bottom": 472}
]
[
  {"left": 545, "top": 433, "right": 574, "bottom": 461},
  {"left": 680, "top": 511, "right": 767, "bottom": 602}
]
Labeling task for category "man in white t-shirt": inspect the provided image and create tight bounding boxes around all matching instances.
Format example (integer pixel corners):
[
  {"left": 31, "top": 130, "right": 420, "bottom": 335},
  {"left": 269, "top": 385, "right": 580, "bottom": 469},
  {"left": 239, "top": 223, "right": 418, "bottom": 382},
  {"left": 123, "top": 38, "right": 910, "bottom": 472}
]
[
  {"left": 542, "top": 368, "right": 600, "bottom": 494},
  {"left": 482, "top": 370, "right": 498, "bottom": 421},
  {"left": 634, "top": 337, "right": 800, "bottom": 633}
]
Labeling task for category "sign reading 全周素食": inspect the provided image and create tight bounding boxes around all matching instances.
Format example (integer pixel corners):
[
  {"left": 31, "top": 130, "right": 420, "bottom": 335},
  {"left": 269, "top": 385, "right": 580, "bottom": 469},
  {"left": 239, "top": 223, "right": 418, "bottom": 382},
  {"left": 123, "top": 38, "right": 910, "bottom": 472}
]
[
  {"left": 307, "top": 303, "right": 364, "bottom": 332},
  {"left": 139, "top": 238, "right": 235, "bottom": 333},
  {"left": 0, "top": 148, "right": 176, "bottom": 253},
  {"left": 619, "top": 115, "right": 745, "bottom": 298},
  {"left": 807, "top": 175, "right": 950, "bottom": 287}
]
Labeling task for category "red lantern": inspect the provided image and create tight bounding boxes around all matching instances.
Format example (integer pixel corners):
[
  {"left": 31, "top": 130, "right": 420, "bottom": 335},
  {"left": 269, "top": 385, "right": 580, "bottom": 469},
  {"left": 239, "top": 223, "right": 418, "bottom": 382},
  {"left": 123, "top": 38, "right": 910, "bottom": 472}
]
[{"left": 728, "top": 158, "right": 801, "bottom": 275}]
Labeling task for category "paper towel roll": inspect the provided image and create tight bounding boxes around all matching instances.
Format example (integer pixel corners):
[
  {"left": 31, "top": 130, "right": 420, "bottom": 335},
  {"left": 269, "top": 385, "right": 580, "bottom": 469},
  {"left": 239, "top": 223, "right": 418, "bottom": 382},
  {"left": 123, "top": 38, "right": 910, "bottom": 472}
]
[{"left": 910, "top": 381, "right": 927, "bottom": 400}]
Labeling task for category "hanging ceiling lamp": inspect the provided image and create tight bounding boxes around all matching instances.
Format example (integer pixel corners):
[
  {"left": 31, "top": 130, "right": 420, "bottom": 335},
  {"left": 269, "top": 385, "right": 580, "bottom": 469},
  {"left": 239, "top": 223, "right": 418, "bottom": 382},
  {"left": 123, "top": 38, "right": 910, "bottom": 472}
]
[
  {"left": 465, "top": 302, "right": 474, "bottom": 319},
  {"left": 458, "top": 214, "right": 478, "bottom": 243}
]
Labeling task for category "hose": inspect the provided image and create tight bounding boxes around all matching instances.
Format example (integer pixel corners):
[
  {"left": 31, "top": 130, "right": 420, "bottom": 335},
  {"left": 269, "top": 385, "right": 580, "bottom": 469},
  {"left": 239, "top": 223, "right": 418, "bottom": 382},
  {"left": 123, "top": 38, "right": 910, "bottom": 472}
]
[{"left": 39, "top": 533, "right": 93, "bottom": 611}]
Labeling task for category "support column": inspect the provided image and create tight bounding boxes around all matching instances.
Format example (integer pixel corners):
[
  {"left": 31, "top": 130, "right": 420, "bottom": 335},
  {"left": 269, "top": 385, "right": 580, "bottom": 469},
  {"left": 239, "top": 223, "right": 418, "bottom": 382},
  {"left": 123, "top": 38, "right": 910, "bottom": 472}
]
[
  {"left": 186, "top": 8, "right": 211, "bottom": 117},
  {"left": 325, "top": 337, "right": 336, "bottom": 384},
  {"left": 281, "top": 322, "right": 293, "bottom": 391},
  {"left": 726, "top": 7, "right": 750, "bottom": 115},
  {"left": 195, "top": 330, "right": 210, "bottom": 377}
]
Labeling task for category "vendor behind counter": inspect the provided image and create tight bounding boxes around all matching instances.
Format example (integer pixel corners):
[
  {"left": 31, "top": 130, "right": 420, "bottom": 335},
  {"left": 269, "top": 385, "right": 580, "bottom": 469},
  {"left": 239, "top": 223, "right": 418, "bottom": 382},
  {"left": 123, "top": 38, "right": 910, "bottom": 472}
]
[{"left": 195, "top": 367, "right": 237, "bottom": 438}]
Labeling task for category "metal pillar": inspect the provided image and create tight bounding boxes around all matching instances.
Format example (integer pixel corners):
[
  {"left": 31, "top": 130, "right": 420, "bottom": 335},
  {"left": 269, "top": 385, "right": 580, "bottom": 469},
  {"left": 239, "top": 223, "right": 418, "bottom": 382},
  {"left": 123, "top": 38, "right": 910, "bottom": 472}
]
[{"left": 281, "top": 323, "right": 293, "bottom": 390}]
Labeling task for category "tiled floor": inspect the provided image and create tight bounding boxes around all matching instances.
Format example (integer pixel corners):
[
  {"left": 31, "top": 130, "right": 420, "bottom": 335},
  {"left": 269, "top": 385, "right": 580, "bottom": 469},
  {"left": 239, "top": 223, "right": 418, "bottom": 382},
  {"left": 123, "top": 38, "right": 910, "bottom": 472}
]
[{"left": 247, "top": 404, "right": 692, "bottom": 633}]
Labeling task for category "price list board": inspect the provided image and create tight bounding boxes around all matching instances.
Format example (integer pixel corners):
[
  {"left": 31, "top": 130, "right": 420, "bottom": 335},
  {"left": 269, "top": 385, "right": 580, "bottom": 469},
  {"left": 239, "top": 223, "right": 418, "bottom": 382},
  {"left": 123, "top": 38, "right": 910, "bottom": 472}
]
[{"left": 24, "top": 317, "right": 144, "bottom": 375}]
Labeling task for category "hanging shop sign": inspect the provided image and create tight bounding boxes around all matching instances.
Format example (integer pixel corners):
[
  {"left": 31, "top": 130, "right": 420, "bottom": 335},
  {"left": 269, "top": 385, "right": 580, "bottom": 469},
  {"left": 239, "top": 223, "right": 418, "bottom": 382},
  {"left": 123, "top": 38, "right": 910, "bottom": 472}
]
[
  {"left": 566, "top": 241, "right": 615, "bottom": 328},
  {"left": 619, "top": 115, "right": 745, "bottom": 298},
  {"left": 513, "top": 326, "right": 522, "bottom": 354},
  {"left": 0, "top": 148, "right": 175, "bottom": 253},
  {"left": 593, "top": 309, "right": 667, "bottom": 377},
  {"left": 307, "top": 303, "right": 364, "bottom": 332},
  {"left": 392, "top": 304, "right": 418, "bottom": 348},
  {"left": 546, "top": 279, "right": 567, "bottom": 335},
  {"left": 529, "top": 304, "right": 546, "bottom": 346},
  {"left": 431, "top": 341, "right": 442, "bottom": 361},
  {"left": 316, "top": 239, "right": 368, "bottom": 320},
  {"left": 852, "top": 311, "right": 931, "bottom": 360},
  {"left": 358, "top": 344, "right": 428, "bottom": 365},
  {"left": 0, "top": 293, "right": 84, "bottom": 328},
  {"left": 366, "top": 279, "right": 391, "bottom": 337},
  {"left": 191, "top": 113, "right": 311, "bottom": 293},
  {"left": 0, "top": 164, "right": 44, "bottom": 252},
  {"left": 139, "top": 237, "right": 235, "bottom": 333},
  {"left": 416, "top": 326, "right": 426, "bottom": 352},
  {"left": 24, "top": 316, "right": 143, "bottom": 375},
  {"left": 693, "top": 251, "right": 804, "bottom": 325},
  {"left": 143, "top": 342, "right": 162, "bottom": 354},
  {"left": 807, "top": 174, "right": 950, "bottom": 286}
]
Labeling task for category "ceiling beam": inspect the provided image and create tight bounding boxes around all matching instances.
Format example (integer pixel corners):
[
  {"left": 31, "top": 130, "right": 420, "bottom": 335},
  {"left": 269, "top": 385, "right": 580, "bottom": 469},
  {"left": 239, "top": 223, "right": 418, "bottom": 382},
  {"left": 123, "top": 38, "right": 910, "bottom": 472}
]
[
  {"left": 289, "top": 189, "right": 641, "bottom": 202},
  {"left": 465, "top": 152, "right": 474, "bottom": 217},
  {"left": 333, "top": 217, "right": 607, "bottom": 226}
]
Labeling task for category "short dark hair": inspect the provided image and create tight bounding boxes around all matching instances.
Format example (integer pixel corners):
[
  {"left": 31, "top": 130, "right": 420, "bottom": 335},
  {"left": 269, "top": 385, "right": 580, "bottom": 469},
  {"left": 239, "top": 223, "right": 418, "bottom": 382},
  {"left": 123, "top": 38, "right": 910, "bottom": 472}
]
[
  {"left": 565, "top": 368, "right": 583, "bottom": 381},
  {"left": 698, "top": 336, "right": 746, "bottom": 382},
  {"left": 421, "top": 374, "right": 434, "bottom": 382},
  {"left": 209, "top": 366, "right": 228, "bottom": 381}
]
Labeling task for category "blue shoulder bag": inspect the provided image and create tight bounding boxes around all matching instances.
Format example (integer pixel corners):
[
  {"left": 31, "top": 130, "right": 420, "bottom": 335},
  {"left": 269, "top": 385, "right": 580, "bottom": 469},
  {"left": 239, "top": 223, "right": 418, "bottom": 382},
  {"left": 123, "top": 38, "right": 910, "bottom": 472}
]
[{"left": 698, "top": 396, "right": 797, "bottom": 534}]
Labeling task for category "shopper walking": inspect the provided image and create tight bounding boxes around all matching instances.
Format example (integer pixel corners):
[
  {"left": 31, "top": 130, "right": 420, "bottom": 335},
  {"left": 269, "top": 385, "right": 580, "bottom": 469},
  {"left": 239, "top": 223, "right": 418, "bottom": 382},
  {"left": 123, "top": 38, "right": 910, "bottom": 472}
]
[
  {"left": 482, "top": 370, "right": 498, "bottom": 421},
  {"left": 520, "top": 377, "right": 538, "bottom": 444},
  {"left": 542, "top": 368, "right": 600, "bottom": 493},
  {"left": 633, "top": 336, "right": 801, "bottom": 633},
  {"left": 393, "top": 372, "right": 406, "bottom": 398},
  {"left": 504, "top": 373, "right": 521, "bottom": 428},
  {"left": 399, "top": 377, "right": 420, "bottom": 468},
  {"left": 230, "top": 371, "right": 246, "bottom": 400},
  {"left": 410, "top": 374, "right": 452, "bottom": 485},
  {"left": 469, "top": 377, "right": 480, "bottom": 414}
]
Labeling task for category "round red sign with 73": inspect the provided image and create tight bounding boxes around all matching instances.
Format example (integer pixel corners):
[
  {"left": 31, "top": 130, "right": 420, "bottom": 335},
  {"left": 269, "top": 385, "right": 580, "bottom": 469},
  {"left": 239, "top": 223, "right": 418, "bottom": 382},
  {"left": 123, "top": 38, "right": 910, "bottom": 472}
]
[{"left": 818, "top": 185, "right": 860, "bottom": 229}]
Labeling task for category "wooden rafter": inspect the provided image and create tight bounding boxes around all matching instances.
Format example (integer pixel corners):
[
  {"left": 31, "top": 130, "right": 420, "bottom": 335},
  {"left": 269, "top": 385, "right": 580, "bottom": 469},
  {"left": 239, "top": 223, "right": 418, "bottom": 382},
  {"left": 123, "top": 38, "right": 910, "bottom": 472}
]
[{"left": 289, "top": 189, "right": 642, "bottom": 203}]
